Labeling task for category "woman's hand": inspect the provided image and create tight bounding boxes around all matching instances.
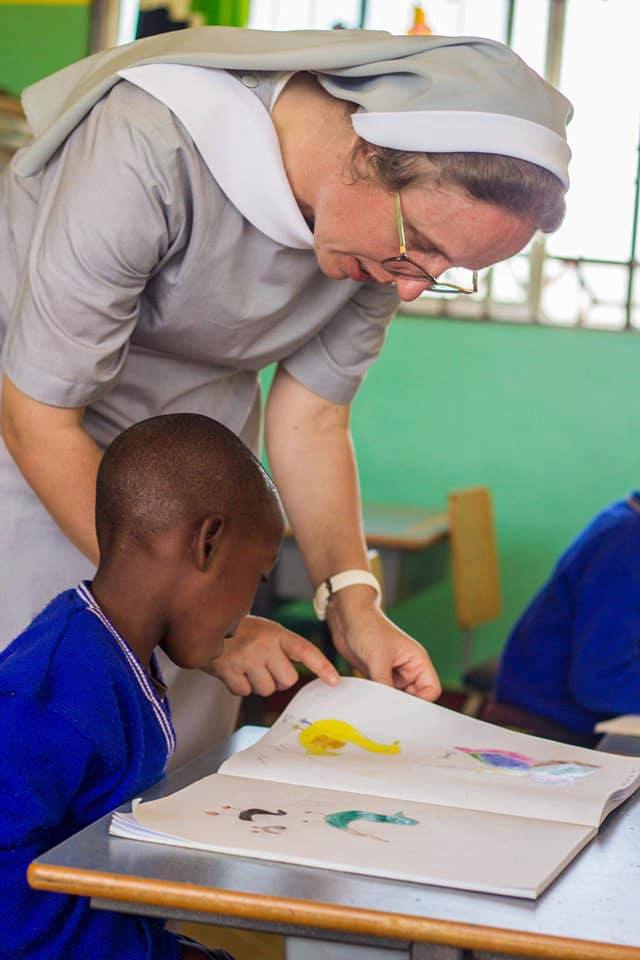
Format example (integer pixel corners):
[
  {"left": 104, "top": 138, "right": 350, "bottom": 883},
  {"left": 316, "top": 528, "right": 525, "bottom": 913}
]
[
  {"left": 327, "top": 587, "right": 442, "bottom": 701},
  {"left": 206, "top": 615, "right": 340, "bottom": 697}
]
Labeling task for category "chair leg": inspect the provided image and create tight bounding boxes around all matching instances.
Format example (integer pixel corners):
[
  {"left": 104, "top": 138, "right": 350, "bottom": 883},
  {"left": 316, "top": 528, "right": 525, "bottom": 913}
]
[
  {"left": 461, "top": 692, "right": 485, "bottom": 717},
  {"left": 461, "top": 628, "right": 474, "bottom": 675}
]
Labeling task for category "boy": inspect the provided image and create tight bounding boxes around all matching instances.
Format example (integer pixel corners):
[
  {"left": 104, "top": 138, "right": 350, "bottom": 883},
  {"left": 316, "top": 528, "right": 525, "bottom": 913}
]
[
  {"left": 0, "top": 413, "right": 285, "bottom": 960},
  {"left": 495, "top": 492, "right": 640, "bottom": 741}
]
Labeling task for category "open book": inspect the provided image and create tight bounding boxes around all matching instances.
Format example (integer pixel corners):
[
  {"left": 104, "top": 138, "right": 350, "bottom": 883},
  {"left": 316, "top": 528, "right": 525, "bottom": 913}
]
[{"left": 111, "top": 678, "right": 640, "bottom": 899}]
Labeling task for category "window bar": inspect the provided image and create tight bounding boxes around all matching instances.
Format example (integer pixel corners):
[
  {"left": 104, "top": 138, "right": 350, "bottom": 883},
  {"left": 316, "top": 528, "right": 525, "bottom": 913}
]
[
  {"left": 478, "top": 0, "right": 517, "bottom": 321},
  {"left": 626, "top": 121, "right": 640, "bottom": 329},
  {"left": 89, "top": 0, "right": 120, "bottom": 50},
  {"left": 528, "top": 0, "right": 567, "bottom": 322},
  {"left": 504, "top": 0, "right": 516, "bottom": 48}
]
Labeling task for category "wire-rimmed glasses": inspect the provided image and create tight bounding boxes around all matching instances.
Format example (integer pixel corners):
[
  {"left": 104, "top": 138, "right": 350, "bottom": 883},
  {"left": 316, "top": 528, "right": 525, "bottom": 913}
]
[{"left": 381, "top": 193, "right": 478, "bottom": 295}]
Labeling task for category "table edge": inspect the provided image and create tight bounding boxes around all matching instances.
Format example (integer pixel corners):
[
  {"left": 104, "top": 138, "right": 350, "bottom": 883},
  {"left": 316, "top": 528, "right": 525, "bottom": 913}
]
[
  {"left": 284, "top": 517, "right": 450, "bottom": 552},
  {"left": 28, "top": 861, "right": 639, "bottom": 960}
]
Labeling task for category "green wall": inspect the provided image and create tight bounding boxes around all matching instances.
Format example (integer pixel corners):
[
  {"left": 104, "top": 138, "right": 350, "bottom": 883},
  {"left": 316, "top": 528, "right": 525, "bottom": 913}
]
[
  {"left": 349, "top": 316, "right": 640, "bottom": 687},
  {"left": 0, "top": 0, "right": 247, "bottom": 98},
  {"left": 0, "top": 4, "right": 89, "bottom": 96}
]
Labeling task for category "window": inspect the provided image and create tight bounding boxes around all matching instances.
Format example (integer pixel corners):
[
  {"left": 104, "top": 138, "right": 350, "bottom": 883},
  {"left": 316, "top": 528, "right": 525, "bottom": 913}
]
[{"left": 249, "top": 0, "right": 361, "bottom": 31}]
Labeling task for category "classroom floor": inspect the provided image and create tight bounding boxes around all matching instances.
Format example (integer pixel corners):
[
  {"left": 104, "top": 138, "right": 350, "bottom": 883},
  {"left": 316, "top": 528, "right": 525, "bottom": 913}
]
[
  {"left": 177, "top": 923, "right": 522, "bottom": 959},
  {"left": 178, "top": 921, "right": 284, "bottom": 959}
]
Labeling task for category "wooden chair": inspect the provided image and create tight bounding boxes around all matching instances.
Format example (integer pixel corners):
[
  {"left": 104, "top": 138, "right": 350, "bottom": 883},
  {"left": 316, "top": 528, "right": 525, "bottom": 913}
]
[
  {"left": 447, "top": 490, "right": 586, "bottom": 739},
  {"left": 448, "top": 487, "right": 501, "bottom": 691}
]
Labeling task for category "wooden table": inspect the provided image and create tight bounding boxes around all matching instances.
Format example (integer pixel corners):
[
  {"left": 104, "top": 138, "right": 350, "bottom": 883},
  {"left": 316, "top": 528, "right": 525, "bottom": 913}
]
[
  {"left": 30, "top": 727, "right": 640, "bottom": 960},
  {"left": 272, "top": 502, "right": 450, "bottom": 607}
]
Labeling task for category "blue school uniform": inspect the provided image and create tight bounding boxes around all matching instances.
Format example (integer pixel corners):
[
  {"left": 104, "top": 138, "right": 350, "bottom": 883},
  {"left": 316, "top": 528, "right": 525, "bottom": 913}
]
[
  {"left": 0, "top": 582, "right": 179, "bottom": 960},
  {"left": 496, "top": 494, "right": 640, "bottom": 735}
]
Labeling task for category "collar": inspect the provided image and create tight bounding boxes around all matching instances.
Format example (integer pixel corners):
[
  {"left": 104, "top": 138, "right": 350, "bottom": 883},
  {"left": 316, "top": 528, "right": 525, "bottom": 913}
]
[
  {"left": 75, "top": 581, "right": 176, "bottom": 757},
  {"left": 117, "top": 64, "right": 314, "bottom": 250},
  {"left": 627, "top": 492, "right": 640, "bottom": 516}
]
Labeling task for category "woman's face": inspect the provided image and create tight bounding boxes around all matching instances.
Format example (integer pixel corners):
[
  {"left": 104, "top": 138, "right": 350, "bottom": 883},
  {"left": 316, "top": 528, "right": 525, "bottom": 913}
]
[{"left": 310, "top": 178, "right": 537, "bottom": 302}]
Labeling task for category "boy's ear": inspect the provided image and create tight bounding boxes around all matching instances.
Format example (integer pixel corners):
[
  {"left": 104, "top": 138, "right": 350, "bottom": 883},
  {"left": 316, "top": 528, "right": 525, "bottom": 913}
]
[{"left": 193, "top": 515, "right": 224, "bottom": 571}]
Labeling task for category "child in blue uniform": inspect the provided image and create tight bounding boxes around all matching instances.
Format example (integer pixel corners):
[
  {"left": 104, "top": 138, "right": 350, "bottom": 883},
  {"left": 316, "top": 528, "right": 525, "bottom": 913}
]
[
  {"left": 0, "top": 413, "right": 285, "bottom": 960},
  {"left": 495, "top": 493, "right": 640, "bottom": 739}
]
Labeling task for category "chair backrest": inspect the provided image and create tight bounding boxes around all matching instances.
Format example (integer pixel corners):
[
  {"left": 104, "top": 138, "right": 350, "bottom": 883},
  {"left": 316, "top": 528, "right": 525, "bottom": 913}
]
[{"left": 448, "top": 486, "right": 501, "bottom": 631}]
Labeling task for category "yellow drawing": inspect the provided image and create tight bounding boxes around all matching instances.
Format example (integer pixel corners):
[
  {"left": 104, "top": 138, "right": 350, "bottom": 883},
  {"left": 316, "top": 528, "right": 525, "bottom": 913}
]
[{"left": 297, "top": 719, "right": 400, "bottom": 757}]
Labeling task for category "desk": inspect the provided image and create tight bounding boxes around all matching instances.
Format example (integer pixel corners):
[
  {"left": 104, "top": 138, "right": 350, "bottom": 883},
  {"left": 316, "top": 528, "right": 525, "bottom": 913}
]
[
  {"left": 272, "top": 502, "right": 450, "bottom": 607},
  {"left": 30, "top": 727, "right": 640, "bottom": 960}
]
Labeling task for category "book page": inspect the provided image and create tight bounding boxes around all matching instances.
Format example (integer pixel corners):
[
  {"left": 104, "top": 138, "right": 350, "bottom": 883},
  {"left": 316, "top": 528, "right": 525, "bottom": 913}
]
[
  {"left": 112, "top": 772, "right": 595, "bottom": 899},
  {"left": 220, "top": 678, "right": 640, "bottom": 828}
]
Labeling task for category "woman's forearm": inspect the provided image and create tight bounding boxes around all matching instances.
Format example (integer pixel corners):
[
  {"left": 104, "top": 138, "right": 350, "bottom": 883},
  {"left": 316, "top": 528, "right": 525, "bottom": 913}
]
[
  {"left": 1, "top": 375, "right": 102, "bottom": 564},
  {"left": 265, "top": 367, "right": 371, "bottom": 587}
]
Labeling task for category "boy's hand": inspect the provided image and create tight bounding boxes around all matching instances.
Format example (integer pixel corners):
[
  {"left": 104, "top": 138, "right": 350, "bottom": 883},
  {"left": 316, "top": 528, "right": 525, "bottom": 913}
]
[{"left": 205, "top": 616, "right": 340, "bottom": 697}]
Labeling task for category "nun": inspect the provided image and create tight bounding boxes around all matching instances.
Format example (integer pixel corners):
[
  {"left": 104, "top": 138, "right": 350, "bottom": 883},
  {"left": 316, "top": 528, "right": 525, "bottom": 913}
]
[{"left": 0, "top": 27, "right": 571, "bottom": 766}]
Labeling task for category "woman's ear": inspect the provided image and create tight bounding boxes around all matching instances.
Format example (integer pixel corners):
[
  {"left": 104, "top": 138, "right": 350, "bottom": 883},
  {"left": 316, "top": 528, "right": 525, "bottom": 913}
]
[{"left": 193, "top": 515, "right": 224, "bottom": 571}]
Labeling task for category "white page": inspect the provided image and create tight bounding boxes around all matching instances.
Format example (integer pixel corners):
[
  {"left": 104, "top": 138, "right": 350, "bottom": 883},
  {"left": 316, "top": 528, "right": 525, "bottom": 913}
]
[
  {"left": 113, "top": 773, "right": 594, "bottom": 899},
  {"left": 220, "top": 679, "right": 640, "bottom": 828}
]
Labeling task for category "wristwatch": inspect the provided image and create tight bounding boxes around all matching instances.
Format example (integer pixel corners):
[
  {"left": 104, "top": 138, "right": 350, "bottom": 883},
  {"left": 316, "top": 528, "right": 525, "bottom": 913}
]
[{"left": 313, "top": 570, "right": 381, "bottom": 621}]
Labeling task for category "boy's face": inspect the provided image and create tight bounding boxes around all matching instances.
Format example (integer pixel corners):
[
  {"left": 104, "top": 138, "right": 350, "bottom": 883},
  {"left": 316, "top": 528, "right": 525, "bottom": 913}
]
[{"left": 161, "top": 518, "right": 283, "bottom": 670}]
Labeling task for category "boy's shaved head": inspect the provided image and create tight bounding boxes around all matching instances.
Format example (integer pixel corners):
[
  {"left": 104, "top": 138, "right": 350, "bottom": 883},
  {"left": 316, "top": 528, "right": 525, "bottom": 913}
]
[{"left": 96, "top": 414, "right": 282, "bottom": 549}]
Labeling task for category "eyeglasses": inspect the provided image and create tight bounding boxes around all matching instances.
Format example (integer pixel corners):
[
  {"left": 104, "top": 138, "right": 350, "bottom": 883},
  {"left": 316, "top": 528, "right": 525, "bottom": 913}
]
[{"left": 381, "top": 193, "right": 478, "bottom": 295}]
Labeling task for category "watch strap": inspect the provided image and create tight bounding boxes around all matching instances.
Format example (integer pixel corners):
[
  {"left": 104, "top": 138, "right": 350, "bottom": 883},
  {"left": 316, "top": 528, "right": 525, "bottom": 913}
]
[{"left": 313, "top": 570, "right": 381, "bottom": 621}]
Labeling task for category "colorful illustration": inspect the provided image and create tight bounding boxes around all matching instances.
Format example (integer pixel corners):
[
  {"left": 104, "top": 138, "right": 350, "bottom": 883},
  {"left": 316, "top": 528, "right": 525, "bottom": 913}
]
[
  {"left": 455, "top": 748, "right": 599, "bottom": 783},
  {"left": 203, "top": 798, "right": 417, "bottom": 843},
  {"left": 205, "top": 804, "right": 288, "bottom": 835},
  {"left": 301, "top": 807, "right": 418, "bottom": 842},
  {"left": 297, "top": 718, "right": 401, "bottom": 757},
  {"left": 529, "top": 762, "right": 600, "bottom": 784},
  {"left": 324, "top": 809, "right": 418, "bottom": 842},
  {"left": 239, "top": 807, "right": 285, "bottom": 821}
]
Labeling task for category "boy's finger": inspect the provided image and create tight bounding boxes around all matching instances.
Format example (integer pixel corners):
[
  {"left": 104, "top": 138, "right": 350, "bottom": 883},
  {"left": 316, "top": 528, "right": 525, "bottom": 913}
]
[
  {"left": 244, "top": 665, "right": 278, "bottom": 697},
  {"left": 282, "top": 635, "right": 340, "bottom": 685},
  {"left": 216, "top": 668, "right": 252, "bottom": 697},
  {"left": 265, "top": 653, "right": 300, "bottom": 691}
]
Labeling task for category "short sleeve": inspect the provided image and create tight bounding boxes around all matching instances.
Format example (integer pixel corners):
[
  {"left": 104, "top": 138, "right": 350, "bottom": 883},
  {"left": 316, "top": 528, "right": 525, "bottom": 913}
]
[
  {"left": 0, "top": 693, "right": 180, "bottom": 960},
  {"left": 569, "top": 532, "right": 640, "bottom": 714},
  {"left": 2, "top": 84, "right": 188, "bottom": 409},
  {"left": 281, "top": 281, "right": 399, "bottom": 404}
]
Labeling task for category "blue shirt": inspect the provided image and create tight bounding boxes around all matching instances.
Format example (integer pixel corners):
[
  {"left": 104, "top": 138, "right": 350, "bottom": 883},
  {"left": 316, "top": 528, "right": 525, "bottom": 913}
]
[
  {"left": 0, "top": 583, "right": 179, "bottom": 960},
  {"left": 496, "top": 495, "right": 640, "bottom": 735}
]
